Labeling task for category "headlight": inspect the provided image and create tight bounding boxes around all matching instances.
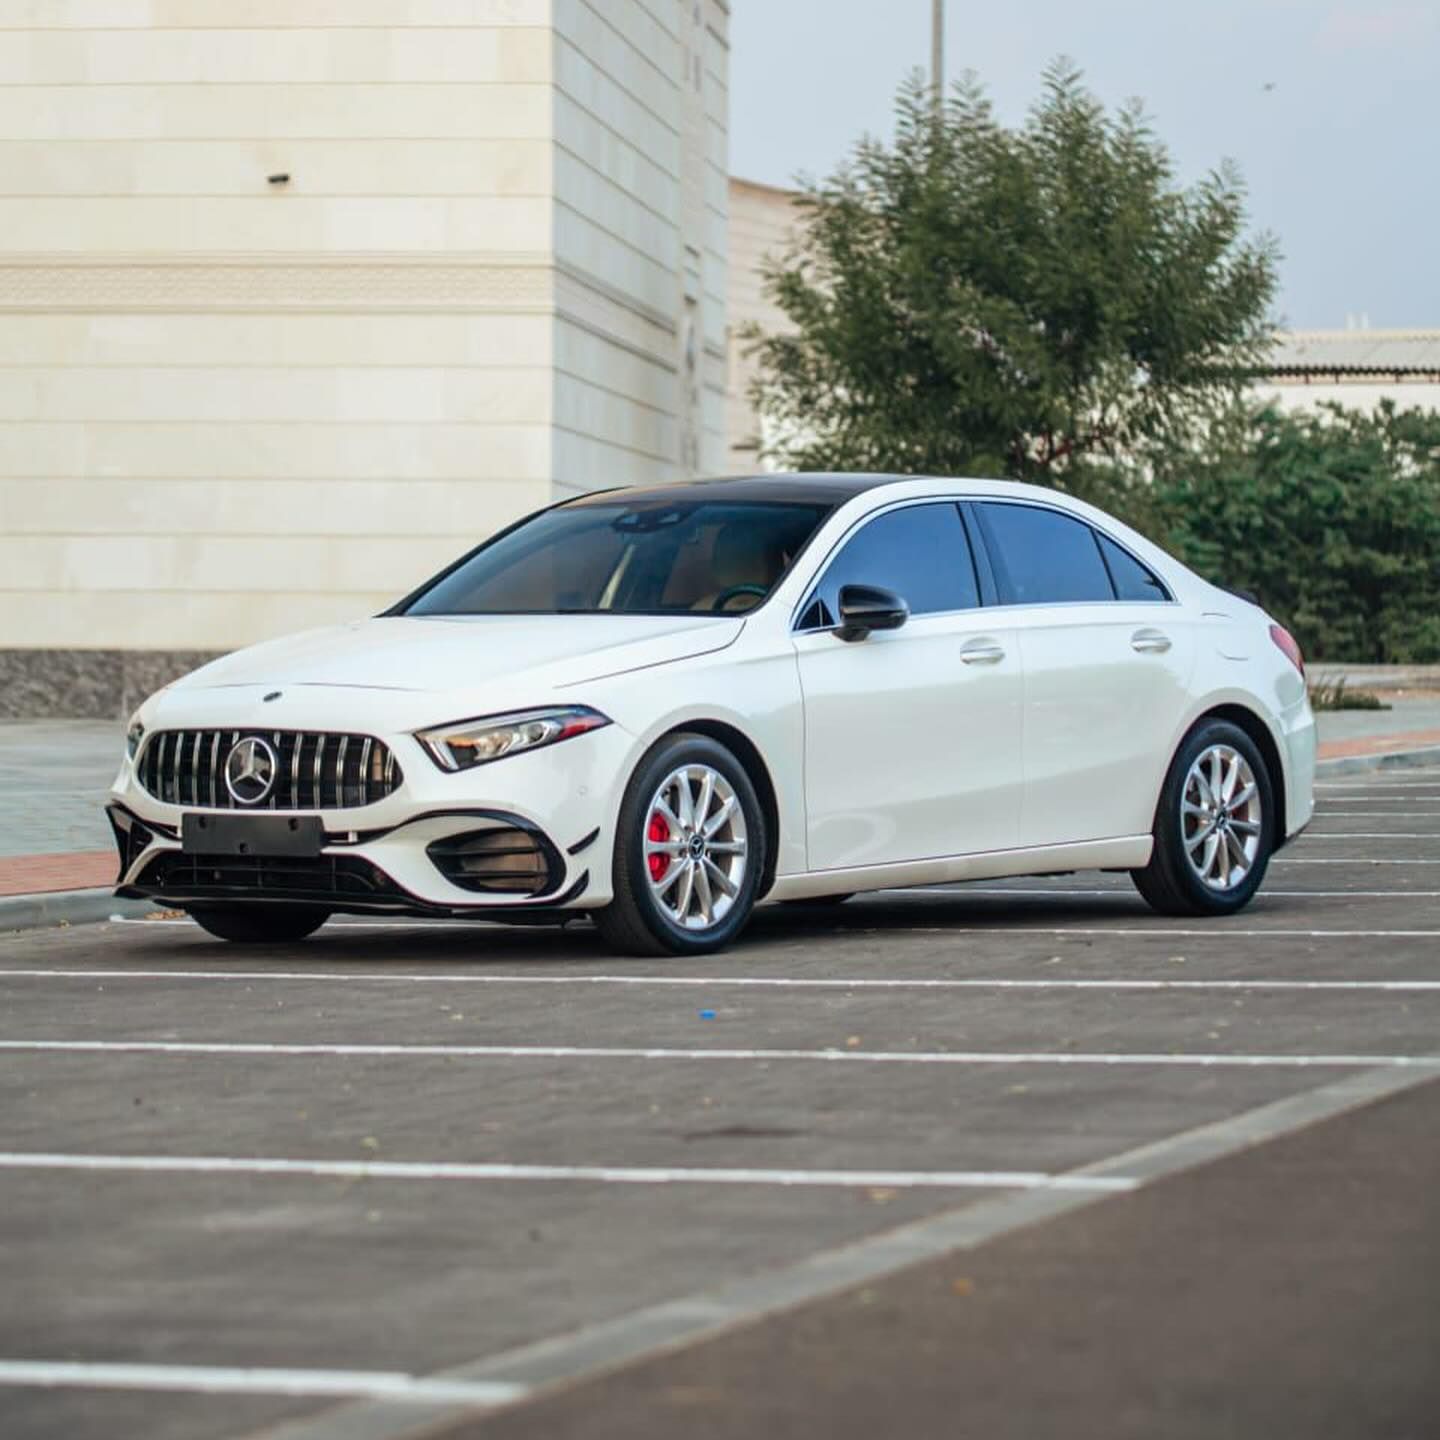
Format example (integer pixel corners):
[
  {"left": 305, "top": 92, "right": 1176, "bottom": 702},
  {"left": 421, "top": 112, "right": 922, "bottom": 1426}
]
[
  {"left": 126, "top": 715, "right": 146, "bottom": 759},
  {"left": 415, "top": 706, "right": 611, "bottom": 772}
]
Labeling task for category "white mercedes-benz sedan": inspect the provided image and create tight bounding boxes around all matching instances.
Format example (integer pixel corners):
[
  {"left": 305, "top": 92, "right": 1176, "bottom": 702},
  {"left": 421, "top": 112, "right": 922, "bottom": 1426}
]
[{"left": 108, "top": 474, "right": 1316, "bottom": 955}]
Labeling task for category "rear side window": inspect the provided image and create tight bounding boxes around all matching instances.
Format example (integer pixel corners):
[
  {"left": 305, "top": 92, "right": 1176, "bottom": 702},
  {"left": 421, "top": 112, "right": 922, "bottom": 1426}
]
[
  {"left": 800, "top": 502, "right": 980, "bottom": 628},
  {"left": 976, "top": 502, "right": 1114, "bottom": 605},
  {"left": 1096, "top": 533, "right": 1170, "bottom": 602}
]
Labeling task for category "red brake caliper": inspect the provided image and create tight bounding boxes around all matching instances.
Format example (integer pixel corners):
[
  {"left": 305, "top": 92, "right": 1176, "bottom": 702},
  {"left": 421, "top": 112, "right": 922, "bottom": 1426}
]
[{"left": 646, "top": 812, "right": 670, "bottom": 882}]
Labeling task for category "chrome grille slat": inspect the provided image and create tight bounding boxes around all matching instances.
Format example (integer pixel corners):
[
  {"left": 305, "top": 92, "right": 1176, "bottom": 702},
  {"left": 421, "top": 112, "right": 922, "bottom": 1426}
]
[
  {"left": 358, "top": 738, "right": 373, "bottom": 808},
  {"left": 137, "top": 729, "right": 401, "bottom": 812},
  {"left": 189, "top": 732, "right": 202, "bottom": 806},
  {"left": 165, "top": 732, "right": 180, "bottom": 805}
]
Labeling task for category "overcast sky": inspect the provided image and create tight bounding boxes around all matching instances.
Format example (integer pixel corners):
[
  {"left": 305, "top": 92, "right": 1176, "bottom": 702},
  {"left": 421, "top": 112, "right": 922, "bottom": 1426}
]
[{"left": 729, "top": 0, "right": 1440, "bottom": 330}]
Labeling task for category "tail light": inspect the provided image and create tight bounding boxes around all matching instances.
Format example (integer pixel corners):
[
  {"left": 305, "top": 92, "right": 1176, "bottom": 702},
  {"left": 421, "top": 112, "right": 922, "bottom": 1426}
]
[{"left": 1269, "top": 623, "right": 1304, "bottom": 677}]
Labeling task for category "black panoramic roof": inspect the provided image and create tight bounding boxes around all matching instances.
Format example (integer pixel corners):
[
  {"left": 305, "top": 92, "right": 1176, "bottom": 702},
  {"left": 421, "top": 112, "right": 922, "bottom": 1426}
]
[{"left": 561, "top": 473, "right": 900, "bottom": 510}]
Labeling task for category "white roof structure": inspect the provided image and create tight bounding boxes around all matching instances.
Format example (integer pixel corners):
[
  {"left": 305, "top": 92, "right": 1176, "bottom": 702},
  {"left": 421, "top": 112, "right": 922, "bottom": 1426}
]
[{"left": 1265, "top": 331, "right": 1440, "bottom": 380}]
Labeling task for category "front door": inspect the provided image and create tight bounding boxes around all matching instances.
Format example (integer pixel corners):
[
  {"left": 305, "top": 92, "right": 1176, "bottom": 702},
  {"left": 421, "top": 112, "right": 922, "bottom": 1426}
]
[{"left": 793, "top": 502, "right": 1025, "bottom": 873}]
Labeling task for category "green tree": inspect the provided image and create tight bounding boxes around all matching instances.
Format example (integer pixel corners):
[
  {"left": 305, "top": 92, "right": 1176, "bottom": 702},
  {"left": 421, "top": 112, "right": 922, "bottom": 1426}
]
[
  {"left": 747, "top": 63, "right": 1278, "bottom": 481},
  {"left": 1152, "top": 402, "right": 1440, "bottom": 663}
]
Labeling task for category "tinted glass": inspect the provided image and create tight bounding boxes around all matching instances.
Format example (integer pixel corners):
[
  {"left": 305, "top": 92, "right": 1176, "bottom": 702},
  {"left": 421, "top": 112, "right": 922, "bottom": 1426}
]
[
  {"left": 405, "top": 501, "right": 828, "bottom": 616},
  {"left": 801, "top": 503, "right": 980, "bottom": 628},
  {"left": 1097, "top": 533, "right": 1170, "bottom": 602},
  {"left": 977, "top": 503, "right": 1114, "bottom": 605}
]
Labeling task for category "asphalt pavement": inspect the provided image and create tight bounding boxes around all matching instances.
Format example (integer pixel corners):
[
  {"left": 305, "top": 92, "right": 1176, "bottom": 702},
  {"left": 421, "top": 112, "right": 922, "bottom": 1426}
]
[{"left": 0, "top": 765, "right": 1438, "bottom": 1439}]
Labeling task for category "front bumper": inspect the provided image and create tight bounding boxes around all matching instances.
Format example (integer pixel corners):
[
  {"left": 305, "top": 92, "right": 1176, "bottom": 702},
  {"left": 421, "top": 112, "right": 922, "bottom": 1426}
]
[{"left": 107, "top": 722, "right": 633, "bottom": 918}]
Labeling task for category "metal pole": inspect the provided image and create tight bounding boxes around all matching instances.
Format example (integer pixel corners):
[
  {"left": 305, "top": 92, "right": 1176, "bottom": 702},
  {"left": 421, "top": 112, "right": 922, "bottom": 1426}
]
[{"left": 931, "top": 0, "right": 945, "bottom": 109}]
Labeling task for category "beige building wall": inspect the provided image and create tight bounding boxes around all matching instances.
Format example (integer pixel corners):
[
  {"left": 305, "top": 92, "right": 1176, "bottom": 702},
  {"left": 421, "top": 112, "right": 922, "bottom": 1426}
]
[
  {"left": 724, "top": 175, "right": 799, "bottom": 470},
  {"left": 0, "top": 0, "right": 728, "bottom": 713},
  {"left": 550, "top": 0, "right": 728, "bottom": 496},
  {"left": 1259, "top": 379, "right": 1440, "bottom": 415}
]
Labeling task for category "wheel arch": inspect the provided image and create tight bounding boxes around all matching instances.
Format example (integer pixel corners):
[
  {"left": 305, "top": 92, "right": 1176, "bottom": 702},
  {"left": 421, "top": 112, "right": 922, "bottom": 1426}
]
[
  {"left": 1192, "top": 703, "right": 1290, "bottom": 848},
  {"left": 660, "top": 718, "right": 782, "bottom": 900}
]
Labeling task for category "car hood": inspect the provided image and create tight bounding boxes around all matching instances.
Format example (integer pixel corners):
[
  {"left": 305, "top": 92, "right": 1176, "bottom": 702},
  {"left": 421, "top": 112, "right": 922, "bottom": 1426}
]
[{"left": 173, "top": 615, "right": 745, "bottom": 702}]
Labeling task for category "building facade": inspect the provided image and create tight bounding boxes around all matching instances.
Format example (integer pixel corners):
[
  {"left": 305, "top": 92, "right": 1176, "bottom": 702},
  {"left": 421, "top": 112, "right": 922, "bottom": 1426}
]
[
  {"left": 1256, "top": 331, "right": 1440, "bottom": 415},
  {"left": 0, "top": 0, "right": 729, "bottom": 717},
  {"left": 724, "top": 175, "right": 798, "bottom": 470}
]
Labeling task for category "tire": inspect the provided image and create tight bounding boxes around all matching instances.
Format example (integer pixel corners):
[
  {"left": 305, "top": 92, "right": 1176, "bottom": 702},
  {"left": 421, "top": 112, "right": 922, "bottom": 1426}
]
[
  {"left": 1131, "top": 718, "right": 1276, "bottom": 917},
  {"left": 187, "top": 904, "right": 331, "bottom": 944},
  {"left": 593, "top": 732, "right": 767, "bottom": 957}
]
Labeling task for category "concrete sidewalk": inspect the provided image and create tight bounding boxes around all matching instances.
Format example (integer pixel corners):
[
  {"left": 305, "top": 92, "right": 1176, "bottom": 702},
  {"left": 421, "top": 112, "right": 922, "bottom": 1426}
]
[{"left": 3, "top": 690, "right": 1440, "bottom": 914}]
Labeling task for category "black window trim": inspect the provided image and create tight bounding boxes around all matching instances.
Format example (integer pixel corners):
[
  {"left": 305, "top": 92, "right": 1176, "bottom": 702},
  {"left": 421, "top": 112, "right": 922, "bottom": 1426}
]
[
  {"left": 969, "top": 497, "right": 1176, "bottom": 609},
  {"left": 791, "top": 497, "right": 989, "bottom": 634}
]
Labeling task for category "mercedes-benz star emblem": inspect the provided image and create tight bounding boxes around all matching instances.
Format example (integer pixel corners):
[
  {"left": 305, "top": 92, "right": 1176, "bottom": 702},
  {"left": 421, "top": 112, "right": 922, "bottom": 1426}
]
[{"left": 224, "top": 736, "right": 277, "bottom": 806}]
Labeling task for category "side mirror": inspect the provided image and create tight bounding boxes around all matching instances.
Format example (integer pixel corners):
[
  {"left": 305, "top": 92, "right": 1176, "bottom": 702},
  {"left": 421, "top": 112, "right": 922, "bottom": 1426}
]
[{"left": 835, "top": 584, "right": 909, "bottom": 642}]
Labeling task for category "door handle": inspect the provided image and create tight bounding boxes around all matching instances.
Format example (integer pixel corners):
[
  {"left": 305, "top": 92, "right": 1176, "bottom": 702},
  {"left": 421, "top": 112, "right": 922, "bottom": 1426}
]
[
  {"left": 1131, "top": 628, "right": 1172, "bottom": 654},
  {"left": 959, "top": 639, "right": 1005, "bottom": 665}
]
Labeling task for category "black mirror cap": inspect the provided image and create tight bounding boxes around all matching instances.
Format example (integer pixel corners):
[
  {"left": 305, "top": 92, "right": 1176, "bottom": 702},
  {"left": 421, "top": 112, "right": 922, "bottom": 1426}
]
[{"left": 836, "top": 584, "right": 910, "bottom": 642}]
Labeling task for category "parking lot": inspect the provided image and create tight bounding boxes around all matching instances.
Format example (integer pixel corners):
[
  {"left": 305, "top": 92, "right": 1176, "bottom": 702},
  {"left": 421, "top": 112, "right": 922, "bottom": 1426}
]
[{"left": 2, "top": 765, "right": 1438, "bottom": 1440}]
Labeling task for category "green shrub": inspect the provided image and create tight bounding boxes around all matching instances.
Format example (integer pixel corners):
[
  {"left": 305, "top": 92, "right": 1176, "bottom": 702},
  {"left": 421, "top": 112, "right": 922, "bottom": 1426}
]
[{"left": 1144, "top": 402, "right": 1440, "bottom": 664}]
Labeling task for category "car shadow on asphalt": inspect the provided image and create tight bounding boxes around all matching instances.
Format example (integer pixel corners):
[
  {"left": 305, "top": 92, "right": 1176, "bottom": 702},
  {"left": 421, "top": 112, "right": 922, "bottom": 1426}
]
[{"left": 115, "top": 888, "right": 1320, "bottom": 969}]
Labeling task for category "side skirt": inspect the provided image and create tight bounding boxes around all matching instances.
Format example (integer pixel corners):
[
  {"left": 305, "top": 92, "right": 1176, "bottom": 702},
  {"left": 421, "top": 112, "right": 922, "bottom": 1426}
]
[{"left": 763, "top": 836, "right": 1154, "bottom": 904}]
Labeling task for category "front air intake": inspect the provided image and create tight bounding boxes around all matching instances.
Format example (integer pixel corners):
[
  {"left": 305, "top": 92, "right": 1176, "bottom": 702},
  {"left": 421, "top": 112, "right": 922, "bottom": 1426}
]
[{"left": 427, "top": 827, "right": 559, "bottom": 896}]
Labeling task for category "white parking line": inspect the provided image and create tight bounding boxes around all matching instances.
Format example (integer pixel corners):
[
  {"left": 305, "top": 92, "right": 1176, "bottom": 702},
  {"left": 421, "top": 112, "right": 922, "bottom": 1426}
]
[
  {"left": 928, "top": 926, "right": 1440, "bottom": 937},
  {"left": 0, "top": 1360, "right": 524, "bottom": 1406},
  {"left": 0, "top": 1153, "right": 1132, "bottom": 1192},
  {"left": 3, "top": 969, "right": 1440, "bottom": 993},
  {"left": 879, "top": 887, "right": 1440, "bottom": 898},
  {"left": 242, "top": 1064, "right": 1440, "bottom": 1440},
  {"left": 1315, "top": 799, "right": 1440, "bottom": 807},
  {"left": 1291, "top": 834, "right": 1440, "bottom": 840},
  {"left": 1273, "top": 857, "right": 1440, "bottom": 864},
  {"left": 4, "top": 1039, "right": 1437, "bottom": 1069},
  {"left": 1315, "top": 784, "right": 1440, "bottom": 792}
]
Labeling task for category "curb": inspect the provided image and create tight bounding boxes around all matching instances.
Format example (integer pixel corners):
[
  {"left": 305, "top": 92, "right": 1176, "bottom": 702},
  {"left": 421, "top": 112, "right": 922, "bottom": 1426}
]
[
  {"left": 1314, "top": 744, "right": 1440, "bottom": 778},
  {"left": 3, "top": 744, "right": 1438, "bottom": 937},
  {"left": 0, "top": 888, "right": 157, "bottom": 936}
]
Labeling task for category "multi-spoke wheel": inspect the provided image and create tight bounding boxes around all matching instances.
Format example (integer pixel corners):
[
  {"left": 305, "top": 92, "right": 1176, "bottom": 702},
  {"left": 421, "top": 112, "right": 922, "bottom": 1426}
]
[
  {"left": 595, "top": 733, "right": 767, "bottom": 955},
  {"left": 1180, "top": 743, "right": 1263, "bottom": 892},
  {"left": 643, "top": 763, "right": 749, "bottom": 931},
  {"left": 1132, "top": 719, "right": 1274, "bottom": 917}
]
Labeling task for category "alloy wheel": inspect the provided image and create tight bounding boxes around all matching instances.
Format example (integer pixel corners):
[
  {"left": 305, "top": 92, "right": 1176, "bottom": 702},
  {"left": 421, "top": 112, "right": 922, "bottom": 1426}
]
[
  {"left": 1180, "top": 743, "right": 1262, "bottom": 892},
  {"left": 643, "top": 763, "right": 749, "bottom": 930}
]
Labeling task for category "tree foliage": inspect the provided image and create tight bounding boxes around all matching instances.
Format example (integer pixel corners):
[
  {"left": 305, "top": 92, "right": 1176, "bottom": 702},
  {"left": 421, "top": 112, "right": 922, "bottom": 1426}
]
[
  {"left": 1149, "top": 403, "right": 1440, "bottom": 663},
  {"left": 747, "top": 62, "right": 1278, "bottom": 479}
]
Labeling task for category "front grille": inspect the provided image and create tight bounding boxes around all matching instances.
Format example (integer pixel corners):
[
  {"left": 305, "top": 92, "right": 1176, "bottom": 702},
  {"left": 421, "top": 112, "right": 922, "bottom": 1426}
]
[
  {"left": 427, "top": 827, "right": 557, "bottom": 896},
  {"left": 137, "top": 729, "right": 402, "bottom": 810},
  {"left": 137, "top": 851, "right": 402, "bottom": 903}
]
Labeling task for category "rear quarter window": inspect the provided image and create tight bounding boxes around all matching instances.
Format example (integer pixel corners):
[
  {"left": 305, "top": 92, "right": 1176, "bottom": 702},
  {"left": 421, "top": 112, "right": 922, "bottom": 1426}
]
[{"left": 1096, "top": 533, "right": 1171, "bottom": 602}]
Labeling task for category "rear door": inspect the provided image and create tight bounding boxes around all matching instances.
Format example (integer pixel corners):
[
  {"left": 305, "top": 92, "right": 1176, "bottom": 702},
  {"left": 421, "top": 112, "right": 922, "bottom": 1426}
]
[
  {"left": 793, "top": 501, "right": 1024, "bottom": 872},
  {"left": 970, "top": 500, "right": 1195, "bottom": 849}
]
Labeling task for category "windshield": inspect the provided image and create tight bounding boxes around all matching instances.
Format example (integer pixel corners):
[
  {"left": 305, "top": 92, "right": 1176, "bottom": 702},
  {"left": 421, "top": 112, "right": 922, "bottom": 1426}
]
[{"left": 403, "top": 500, "right": 831, "bottom": 617}]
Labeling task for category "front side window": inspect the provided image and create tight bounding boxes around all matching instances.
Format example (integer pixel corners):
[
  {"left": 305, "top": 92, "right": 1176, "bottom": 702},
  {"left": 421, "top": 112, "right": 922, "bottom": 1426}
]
[
  {"left": 403, "top": 500, "right": 829, "bottom": 616},
  {"left": 976, "top": 502, "right": 1115, "bottom": 605},
  {"left": 799, "top": 502, "right": 980, "bottom": 629}
]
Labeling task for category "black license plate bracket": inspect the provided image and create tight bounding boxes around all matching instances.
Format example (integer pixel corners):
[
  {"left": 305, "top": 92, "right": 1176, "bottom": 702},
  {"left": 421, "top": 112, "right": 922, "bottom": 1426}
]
[{"left": 182, "top": 813, "right": 325, "bottom": 858}]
